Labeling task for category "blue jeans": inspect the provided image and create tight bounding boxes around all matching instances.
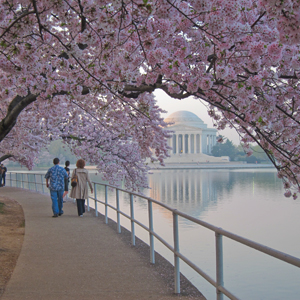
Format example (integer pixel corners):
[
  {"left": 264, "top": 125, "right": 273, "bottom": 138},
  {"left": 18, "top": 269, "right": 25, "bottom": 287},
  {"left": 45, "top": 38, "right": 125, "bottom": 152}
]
[
  {"left": 76, "top": 199, "right": 85, "bottom": 216},
  {"left": 50, "top": 189, "right": 64, "bottom": 215}
]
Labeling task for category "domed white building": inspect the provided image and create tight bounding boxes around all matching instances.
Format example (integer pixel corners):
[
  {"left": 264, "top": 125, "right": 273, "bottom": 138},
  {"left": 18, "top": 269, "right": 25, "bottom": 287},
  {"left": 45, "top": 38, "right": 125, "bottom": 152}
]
[{"left": 163, "top": 111, "right": 229, "bottom": 164}]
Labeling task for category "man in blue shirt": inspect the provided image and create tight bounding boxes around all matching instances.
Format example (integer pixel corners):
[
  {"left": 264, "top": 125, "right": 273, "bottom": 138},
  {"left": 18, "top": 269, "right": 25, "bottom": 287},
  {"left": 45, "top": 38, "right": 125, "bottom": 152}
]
[{"left": 45, "top": 158, "right": 68, "bottom": 217}]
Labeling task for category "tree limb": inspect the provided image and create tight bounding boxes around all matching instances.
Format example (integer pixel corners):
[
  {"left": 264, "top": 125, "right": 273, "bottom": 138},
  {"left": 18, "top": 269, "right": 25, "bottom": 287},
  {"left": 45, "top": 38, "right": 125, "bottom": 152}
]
[
  {"left": 0, "top": 93, "right": 38, "bottom": 141},
  {"left": 0, "top": 10, "right": 35, "bottom": 39},
  {"left": 0, "top": 154, "right": 13, "bottom": 163},
  {"left": 251, "top": 11, "right": 266, "bottom": 28},
  {"left": 0, "top": 86, "right": 90, "bottom": 143}
]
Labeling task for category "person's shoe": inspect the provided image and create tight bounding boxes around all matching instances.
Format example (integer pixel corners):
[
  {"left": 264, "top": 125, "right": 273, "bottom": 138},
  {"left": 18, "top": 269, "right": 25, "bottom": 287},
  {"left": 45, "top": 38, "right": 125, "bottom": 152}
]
[
  {"left": 52, "top": 214, "right": 58, "bottom": 218},
  {"left": 58, "top": 213, "right": 63, "bottom": 216},
  {"left": 79, "top": 215, "right": 83, "bottom": 217}
]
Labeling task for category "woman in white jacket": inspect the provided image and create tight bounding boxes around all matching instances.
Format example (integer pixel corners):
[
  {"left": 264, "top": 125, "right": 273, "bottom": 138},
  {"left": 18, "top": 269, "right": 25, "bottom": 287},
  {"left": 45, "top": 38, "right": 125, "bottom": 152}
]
[{"left": 70, "top": 159, "right": 93, "bottom": 216}]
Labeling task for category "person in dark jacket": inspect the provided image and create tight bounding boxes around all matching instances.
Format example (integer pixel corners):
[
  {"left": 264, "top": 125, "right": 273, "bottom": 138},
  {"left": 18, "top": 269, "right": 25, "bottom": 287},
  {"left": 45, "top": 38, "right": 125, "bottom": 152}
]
[
  {"left": 0, "top": 165, "right": 2, "bottom": 187},
  {"left": 63, "top": 160, "right": 70, "bottom": 200},
  {"left": 1, "top": 164, "right": 7, "bottom": 186}
]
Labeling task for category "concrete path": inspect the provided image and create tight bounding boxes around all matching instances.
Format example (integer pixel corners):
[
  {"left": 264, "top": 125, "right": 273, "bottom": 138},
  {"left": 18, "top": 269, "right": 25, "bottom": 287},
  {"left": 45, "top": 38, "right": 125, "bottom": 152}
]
[{"left": 0, "top": 187, "right": 205, "bottom": 300}]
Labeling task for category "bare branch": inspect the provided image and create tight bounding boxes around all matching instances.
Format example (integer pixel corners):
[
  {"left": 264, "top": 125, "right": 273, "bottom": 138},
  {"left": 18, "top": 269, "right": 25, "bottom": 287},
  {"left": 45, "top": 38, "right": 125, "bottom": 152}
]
[
  {"left": 0, "top": 10, "right": 35, "bottom": 39},
  {"left": 32, "top": 0, "right": 44, "bottom": 39},
  {"left": 251, "top": 11, "right": 266, "bottom": 28}
]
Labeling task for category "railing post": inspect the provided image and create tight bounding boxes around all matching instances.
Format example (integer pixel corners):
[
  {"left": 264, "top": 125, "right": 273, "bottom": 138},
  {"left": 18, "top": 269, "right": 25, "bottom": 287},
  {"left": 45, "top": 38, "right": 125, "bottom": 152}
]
[
  {"left": 130, "top": 193, "right": 135, "bottom": 246},
  {"left": 173, "top": 210, "right": 180, "bottom": 294},
  {"left": 216, "top": 232, "right": 224, "bottom": 300},
  {"left": 27, "top": 173, "right": 30, "bottom": 190},
  {"left": 34, "top": 174, "right": 37, "bottom": 192},
  {"left": 105, "top": 185, "right": 108, "bottom": 224},
  {"left": 94, "top": 183, "right": 98, "bottom": 217},
  {"left": 116, "top": 189, "right": 121, "bottom": 233},
  {"left": 41, "top": 175, "right": 45, "bottom": 194},
  {"left": 21, "top": 173, "right": 24, "bottom": 189},
  {"left": 148, "top": 200, "right": 155, "bottom": 264},
  {"left": 10, "top": 172, "right": 12, "bottom": 187},
  {"left": 87, "top": 195, "right": 90, "bottom": 212}
]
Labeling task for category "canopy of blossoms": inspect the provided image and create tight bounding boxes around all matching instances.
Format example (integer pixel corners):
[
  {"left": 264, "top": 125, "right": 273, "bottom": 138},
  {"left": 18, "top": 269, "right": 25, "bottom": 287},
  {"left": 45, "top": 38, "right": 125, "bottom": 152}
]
[{"left": 0, "top": 0, "right": 300, "bottom": 196}]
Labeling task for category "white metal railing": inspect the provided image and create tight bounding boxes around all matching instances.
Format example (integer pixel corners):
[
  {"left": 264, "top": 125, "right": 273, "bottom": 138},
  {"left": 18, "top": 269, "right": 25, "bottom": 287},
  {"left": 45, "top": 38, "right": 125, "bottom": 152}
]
[{"left": 7, "top": 172, "right": 300, "bottom": 300}]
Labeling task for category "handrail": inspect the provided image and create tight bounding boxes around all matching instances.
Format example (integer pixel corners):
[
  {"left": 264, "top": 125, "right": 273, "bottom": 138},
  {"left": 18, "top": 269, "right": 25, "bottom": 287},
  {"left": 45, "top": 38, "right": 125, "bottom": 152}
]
[{"left": 7, "top": 171, "right": 300, "bottom": 300}]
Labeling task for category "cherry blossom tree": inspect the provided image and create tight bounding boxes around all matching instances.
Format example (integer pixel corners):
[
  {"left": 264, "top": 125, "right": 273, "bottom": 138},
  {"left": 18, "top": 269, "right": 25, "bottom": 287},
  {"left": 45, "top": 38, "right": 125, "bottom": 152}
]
[{"left": 1, "top": 0, "right": 300, "bottom": 195}]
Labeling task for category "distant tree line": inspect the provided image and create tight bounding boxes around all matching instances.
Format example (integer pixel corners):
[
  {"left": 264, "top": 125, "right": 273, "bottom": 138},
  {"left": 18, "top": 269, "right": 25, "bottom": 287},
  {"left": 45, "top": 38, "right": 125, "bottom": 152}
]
[
  {"left": 6, "top": 140, "right": 78, "bottom": 168},
  {"left": 7, "top": 136, "right": 270, "bottom": 169},
  {"left": 211, "top": 136, "right": 271, "bottom": 163},
  {"left": 34, "top": 140, "right": 78, "bottom": 167}
]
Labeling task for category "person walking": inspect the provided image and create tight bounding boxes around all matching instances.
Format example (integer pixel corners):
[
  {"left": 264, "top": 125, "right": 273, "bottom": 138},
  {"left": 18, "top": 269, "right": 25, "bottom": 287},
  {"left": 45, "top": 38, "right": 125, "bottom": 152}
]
[
  {"left": 1, "top": 164, "right": 7, "bottom": 186},
  {"left": 45, "top": 158, "right": 68, "bottom": 218},
  {"left": 0, "top": 165, "right": 3, "bottom": 187},
  {"left": 69, "top": 159, "right": 93, "bottom": 217},
  {"left": 63, "top": 160, "right": 70, "bottom": 201}
]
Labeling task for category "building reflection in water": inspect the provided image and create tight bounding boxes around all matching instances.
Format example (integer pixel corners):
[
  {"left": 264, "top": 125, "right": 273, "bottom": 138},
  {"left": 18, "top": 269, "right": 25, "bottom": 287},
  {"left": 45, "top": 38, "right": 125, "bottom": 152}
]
[{"left": 147, "top": 169, "right": 235, "bottom": 218}]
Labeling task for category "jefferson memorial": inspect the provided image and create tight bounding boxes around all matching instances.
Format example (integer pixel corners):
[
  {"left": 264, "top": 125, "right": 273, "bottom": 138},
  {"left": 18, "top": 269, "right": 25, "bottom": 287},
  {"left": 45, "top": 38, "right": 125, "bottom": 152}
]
[{"left": 162, "top": 111, "right": 229, "bottom": 164}]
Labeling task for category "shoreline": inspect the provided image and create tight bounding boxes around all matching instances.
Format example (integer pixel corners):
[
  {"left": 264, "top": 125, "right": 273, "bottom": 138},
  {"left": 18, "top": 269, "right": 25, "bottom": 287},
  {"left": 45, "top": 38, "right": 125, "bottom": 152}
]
[{"left": 149, "top": 163, "right": 275, "bottom": 170}]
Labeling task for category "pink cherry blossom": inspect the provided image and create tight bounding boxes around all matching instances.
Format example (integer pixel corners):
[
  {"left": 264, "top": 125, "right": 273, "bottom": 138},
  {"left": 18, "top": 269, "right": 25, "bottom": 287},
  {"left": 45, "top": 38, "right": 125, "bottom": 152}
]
[{"left": 0, "top": 0, "right": 300, "bottom": 196}]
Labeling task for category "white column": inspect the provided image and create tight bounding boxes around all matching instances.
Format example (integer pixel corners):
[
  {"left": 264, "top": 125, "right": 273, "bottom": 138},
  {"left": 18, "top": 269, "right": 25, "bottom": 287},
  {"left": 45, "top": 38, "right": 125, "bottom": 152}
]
[
  {"left": 197, "top": 133, "right": 201, "bottom": 153},
  {"left": 185, "top": 134, "right": 188, "bottom": 154},
  {"left": 173, "top": 134, "right": 176, "bottom": 154},
  {"left": 176, "top": 172, "right": 180, "bottom": 200},
  {"left": 200, "top": 133, "right": 202, "bottom": 153}
]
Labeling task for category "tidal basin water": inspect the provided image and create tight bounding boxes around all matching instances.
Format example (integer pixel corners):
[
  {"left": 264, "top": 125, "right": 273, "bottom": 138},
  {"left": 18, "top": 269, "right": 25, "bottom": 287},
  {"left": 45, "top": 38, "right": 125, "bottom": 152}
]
[{"left": 90, "top": 168, "right": 300, "bottom": 300}]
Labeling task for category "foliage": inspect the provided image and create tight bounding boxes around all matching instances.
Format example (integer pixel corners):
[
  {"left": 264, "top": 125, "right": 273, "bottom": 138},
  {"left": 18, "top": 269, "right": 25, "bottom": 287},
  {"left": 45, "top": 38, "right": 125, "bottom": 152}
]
[
  {"left": 211, "top": 137, "right": 237, "bottom": 161},
  {"left": 47, "top": 140, "right": 77, "bottom": 163},
  {"left": 0, "top": 1, "right": 300, "bottom": 196},
  {"left": 235, "top": 145, "right": 270, "bottom": 163},
  {"left": 213, "top": 137, "right": 271, "bottom": 163},
  {"left": 35, "top": 140, "right": 78, "bottom": 167}
]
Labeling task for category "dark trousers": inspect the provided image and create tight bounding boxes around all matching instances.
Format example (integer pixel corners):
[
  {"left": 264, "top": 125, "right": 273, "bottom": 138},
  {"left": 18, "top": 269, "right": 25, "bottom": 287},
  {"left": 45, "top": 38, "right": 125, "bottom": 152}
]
[{"left": 76, "top": 199, "right": 85, "bottom": 216}]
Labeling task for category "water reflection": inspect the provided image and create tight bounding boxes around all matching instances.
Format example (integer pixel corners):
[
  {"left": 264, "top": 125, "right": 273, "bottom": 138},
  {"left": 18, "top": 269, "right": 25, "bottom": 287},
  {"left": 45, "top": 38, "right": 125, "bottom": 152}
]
[
  {"left": 145, "top": 168, "right": 300, "bottom": 300},
  {"left": 147, "top": 168, "right": 280, "bottom": 220},
  {"left": 148, "top": 169, "right": 230, "bottom": 215}
]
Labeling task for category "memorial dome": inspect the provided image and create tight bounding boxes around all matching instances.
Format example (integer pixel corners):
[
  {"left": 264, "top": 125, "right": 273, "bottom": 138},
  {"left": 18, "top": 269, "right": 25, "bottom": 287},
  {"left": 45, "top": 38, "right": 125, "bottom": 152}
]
[
  {"left": 159, "top": 110, "right": 220, "bottom": 160},
  {"left": 164, "top": 111, "right": 206, "bottom": 129}
]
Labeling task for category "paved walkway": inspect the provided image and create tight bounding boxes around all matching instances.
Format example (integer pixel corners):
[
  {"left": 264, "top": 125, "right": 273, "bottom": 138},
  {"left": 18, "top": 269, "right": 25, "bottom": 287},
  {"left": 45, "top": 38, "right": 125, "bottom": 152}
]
[{"left": 0, "top": 187, "right": 205, "bottom": 300}]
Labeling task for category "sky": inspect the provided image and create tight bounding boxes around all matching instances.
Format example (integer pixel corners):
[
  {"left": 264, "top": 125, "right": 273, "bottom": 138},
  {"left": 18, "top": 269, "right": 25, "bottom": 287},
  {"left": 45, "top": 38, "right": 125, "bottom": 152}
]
[{"left": 154, "top": 89, "right": 241, "bottom": 145}]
